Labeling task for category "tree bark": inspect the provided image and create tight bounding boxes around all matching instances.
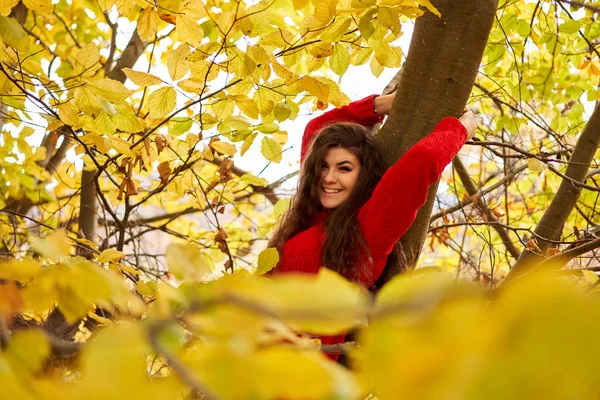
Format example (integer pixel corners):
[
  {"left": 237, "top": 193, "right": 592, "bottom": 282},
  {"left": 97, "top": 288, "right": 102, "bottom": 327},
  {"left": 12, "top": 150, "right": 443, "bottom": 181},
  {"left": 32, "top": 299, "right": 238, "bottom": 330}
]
[
  {"left": 374, "top": 0, "right": 499, "bottom": 277},
  {"left": 506, "top": 103, "right": 600, "bottom": 281}
]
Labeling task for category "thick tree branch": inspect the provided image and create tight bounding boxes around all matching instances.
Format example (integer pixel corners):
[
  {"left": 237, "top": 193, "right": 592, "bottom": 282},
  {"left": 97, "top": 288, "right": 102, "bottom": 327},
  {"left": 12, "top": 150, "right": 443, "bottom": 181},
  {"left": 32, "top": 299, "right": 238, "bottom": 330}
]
[
  {"left": 536, "top": 236, "right": 600, "bottom": 271},
  {"left": 375, "top": 0, "right": 499, "bottom": 275},
  {"left": 507, "top": 104, "right": 600, "bottom": 280}
]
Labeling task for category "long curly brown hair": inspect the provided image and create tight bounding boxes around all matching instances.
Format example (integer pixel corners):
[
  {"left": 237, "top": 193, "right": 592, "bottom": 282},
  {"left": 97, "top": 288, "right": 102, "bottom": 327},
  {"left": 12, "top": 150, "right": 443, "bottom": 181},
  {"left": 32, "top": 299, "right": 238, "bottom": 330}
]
[{"left": 269, "top": 122, "right": 392, "bottom": 282}]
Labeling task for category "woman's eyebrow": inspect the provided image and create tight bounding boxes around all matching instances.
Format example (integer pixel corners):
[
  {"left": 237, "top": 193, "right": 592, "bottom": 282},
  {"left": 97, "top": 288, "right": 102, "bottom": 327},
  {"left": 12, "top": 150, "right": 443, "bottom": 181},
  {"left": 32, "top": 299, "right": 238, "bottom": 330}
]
[{"left": 336, "top": 160, "right": 354, "bottom": 167}]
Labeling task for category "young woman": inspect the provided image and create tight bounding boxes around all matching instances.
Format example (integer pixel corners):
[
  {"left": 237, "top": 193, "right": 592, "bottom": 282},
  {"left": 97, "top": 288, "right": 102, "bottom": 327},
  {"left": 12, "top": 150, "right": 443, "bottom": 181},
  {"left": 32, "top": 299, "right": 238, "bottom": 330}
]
[{"left": 268, "top": 94, "right": 477, "bottom": 360}]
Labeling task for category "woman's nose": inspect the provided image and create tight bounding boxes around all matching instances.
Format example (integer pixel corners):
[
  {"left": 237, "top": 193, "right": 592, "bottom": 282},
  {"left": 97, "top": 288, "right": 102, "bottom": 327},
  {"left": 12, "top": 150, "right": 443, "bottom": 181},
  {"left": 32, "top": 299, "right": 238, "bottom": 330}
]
[{"left": 323, "top": 169, "right": 337, "bottom": 183}]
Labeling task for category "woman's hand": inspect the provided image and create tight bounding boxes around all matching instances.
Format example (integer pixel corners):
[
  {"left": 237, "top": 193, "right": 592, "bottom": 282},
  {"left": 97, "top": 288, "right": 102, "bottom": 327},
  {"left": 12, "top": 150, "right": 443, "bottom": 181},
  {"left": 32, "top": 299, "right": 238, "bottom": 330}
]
[
  {"left": 374, "top": 92, "right": 396, "bottom": 117},
  {"left": 459, "top": 108, "right": 477, "bottom": 140}
]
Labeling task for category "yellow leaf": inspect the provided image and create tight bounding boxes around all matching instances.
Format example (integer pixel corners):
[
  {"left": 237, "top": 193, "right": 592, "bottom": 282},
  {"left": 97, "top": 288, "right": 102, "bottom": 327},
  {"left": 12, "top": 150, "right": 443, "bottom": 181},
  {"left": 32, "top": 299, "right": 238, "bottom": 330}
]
[
  {"left": 176, "top": 14, "right": 203, "bottom": 47},
  {"left": 74, "top": 86, "right": 103, "bottom": 114},
  {"left": 313, "top": 0, "right": 337, "bottom": 22},
  {"left": 97, "top": 248, "right": 126, "bottom": 263},
  {"left": 90, "top": 111, "right": 117, "bottom": 135},
  {"left": 240, "top": 173, "right": 268, "bottom": 187},
  {"left": 109, "top": 137, "right": 134, "bottom": 157},
  {"left": 5, "top": 329, "right": 50, "bottom": 374},
  {"left": 122, "top": 68, "right": 162, "bottom": 86},
  {"left": 116, "top": 0, "right": 134, "bottom": 15},
  {"left": 58, "top": 102, "right": 81, "bottom": 128},
  {"left": 22, "top": 0, "right": 52, "bottom": 14},
  {"left": 233, "top": 95, "right": 259, "bottom": 119},
  {"left": 417, "top": 0, "right": 441, "bottom": 17},
  {"left": 137, "top": 7, "right": 158, "bottom": 42},
  {"left": 351, "top": 47, "right": 373, "bottom": 66},
  {"left": 0, "top": 257, "right": 41, "bottom": 282},
  {"left": 179, "top": 0, "right": 205, "bottom": 19},
  {"left": 330, "top": 43, "right": 350, "bottom": 76},
  {"left": 167, "top": 44, "right": 191, "bottom": 81},
  {"left": 269, "top": 268, "right": 369, "bottom": 334},
  {"left": 166, "top": 243, "right": 213, "bottom": 281},
  {"left": 97, "top": 0, "right": 116, "bottom": 12},
  {"left": 0, "top": 0, "right": 19, "bottom": 17},
  {"left": 87, "top": 78, "right": 131, "bottom": 103},
  {"left": 369, "top": 55, "right": 384, "bottom": 77},
  {"left": 256, "top": 248, "right": 279, "bottom": 275},
  {"left": 261, "top": 137, "right": 282, "bottom": 163},
  {"left": 582, "top": 270, "right": 599, "bottom": 284},
  {"left": 230, "top": 50, "right": 257, "bottom": 78},
  {"left": 28, "top": 229, "right": 71, "bottom": 262},
  {"left": 273, "top": 198, "right": 289, "bottom": 218},
  {"left": 274, "top": 103, "right": 292, "bottom": 122},
  {"left": 212, "top": 98, "right": 235, "bottom": 119},
  {"left": 148, "top": 86, "right": 177, "bottom": 119},
  {"left": 211, "top": 140, "right": 237, "bottom": 156},
  {"left": 293, "top": 0, "right": 309, "bottom": 9},
  {"left": 118, "top": 263, "right": 141, "bottom": 275},
  {"left": 321, "top": 15, "right": 351, "bottom": 42},
  {"left": 527, "top": 157, "right": 547, "bottom": 172},
  {"left": 135, "top": 280, "right": 158, "bottom": 297},
  {"left": 177, "top": 78, "right": 204, "bottom": 93},
  {"left": 0, "top": 16, "right": 29, "bottom": 54},
  {"left": 111, "top": 103, "right": 143, "bottom": 133},
  {"left": 300, "top": 75, "right": 330, "bottom": 103},
  {"left": 74, "top": 43, "right": 100, "bottom": 77},
  {"left": 241, "top": 132, "right": 257, "bottom": 156}
]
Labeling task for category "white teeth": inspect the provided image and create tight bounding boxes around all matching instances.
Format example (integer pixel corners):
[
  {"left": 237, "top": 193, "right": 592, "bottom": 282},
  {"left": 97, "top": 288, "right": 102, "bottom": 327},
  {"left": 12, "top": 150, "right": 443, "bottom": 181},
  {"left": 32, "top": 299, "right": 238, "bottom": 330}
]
[{"left": 323, "top": 188, "right": 342, "bottom": 194}]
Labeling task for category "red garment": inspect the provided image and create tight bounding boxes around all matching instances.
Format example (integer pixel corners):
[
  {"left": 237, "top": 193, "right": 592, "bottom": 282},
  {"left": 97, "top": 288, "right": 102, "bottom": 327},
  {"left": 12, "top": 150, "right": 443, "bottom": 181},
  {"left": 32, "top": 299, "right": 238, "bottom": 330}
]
[{"left": 275, "top": 95, "right": 468, "bottom": 360}]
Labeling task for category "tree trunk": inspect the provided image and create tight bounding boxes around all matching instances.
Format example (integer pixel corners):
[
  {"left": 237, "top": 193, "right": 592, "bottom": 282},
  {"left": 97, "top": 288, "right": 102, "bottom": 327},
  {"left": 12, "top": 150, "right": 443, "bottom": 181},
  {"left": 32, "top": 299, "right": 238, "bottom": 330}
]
[
  {"left": 375, "top": 0, "right": 499, "bottom": 277},
  {"left": 506, "top": 103, "right": 600, "bottom": 281}
]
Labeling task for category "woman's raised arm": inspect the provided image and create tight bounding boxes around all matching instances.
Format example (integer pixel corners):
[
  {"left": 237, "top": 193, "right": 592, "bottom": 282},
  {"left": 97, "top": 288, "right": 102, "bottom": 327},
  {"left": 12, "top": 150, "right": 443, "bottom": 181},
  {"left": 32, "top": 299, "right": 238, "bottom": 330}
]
[
  {"left": 357, "top": 114, "right": 475, "bottom": 284},
  {"left": 300, "top": 94, "right": 389, "bottom": 162}
]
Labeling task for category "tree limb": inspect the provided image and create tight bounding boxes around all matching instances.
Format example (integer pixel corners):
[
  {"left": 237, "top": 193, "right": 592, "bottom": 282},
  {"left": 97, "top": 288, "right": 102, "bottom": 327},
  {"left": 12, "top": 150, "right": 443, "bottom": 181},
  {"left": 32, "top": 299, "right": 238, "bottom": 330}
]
[
  {"left": 452, "top": 157, "right": 521, "bottom": 258},
  {"left": 375, "top": 0, "right": 499, "bottom": 275},
  {"left": 506, "top": 103, "right": 600, "bottom": 280}
]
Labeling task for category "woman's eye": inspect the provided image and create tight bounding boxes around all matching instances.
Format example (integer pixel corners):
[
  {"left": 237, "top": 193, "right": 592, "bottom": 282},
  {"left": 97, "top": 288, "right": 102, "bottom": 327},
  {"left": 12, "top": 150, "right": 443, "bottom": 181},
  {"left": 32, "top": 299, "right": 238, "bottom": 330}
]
[{"left": 340, "top": 167, "right": 351, "bottom": 172}]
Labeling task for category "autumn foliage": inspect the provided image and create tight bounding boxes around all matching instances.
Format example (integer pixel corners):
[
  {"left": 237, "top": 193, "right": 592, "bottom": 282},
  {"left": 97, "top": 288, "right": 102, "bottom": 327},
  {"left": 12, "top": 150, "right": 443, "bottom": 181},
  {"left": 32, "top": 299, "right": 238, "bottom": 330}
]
[{"left": 1, "top": 0, "right": 600, "bottom": 398}]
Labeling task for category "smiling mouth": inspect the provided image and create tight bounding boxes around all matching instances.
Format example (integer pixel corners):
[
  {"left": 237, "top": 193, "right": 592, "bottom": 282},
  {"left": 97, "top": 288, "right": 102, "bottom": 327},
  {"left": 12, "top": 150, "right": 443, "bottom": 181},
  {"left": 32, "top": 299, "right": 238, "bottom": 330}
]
[{"left": 322, "top": 188, "right": 343, "bottom": 194}]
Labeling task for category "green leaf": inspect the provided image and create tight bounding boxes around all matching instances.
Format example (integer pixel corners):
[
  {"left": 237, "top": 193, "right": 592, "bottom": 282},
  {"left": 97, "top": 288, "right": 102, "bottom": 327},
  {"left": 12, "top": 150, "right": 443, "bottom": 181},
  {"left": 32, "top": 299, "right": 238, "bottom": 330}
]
[
  {"left": 261, "top": 137, "right": 282, "bottom": 163},
  {"left": 321, "top": 16, "right": 351, "bottom": 42},
  {"left": 274, "top": 103, "right": 292, "bottom": 122},
  {"left": 256, "top": 247, "right": 279, "bottom": 275},
  {"left": 358, "top": 7, "right": 377, "bottom": 39},
  {"left": 331, "top": 44, "right": 350, "bottom": 76}
]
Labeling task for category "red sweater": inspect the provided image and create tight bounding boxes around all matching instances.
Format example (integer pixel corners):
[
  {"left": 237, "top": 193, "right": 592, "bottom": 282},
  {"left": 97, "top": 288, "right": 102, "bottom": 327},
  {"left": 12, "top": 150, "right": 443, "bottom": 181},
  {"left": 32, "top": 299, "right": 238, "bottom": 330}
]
[{"left": 274, "top": 95, "right": 468, "bottom": 359}]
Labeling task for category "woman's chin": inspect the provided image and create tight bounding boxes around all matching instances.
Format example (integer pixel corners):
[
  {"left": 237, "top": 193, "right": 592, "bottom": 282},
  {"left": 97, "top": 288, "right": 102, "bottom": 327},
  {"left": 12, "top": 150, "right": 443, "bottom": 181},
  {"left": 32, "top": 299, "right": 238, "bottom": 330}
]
[{"left": 319, "top": 196, "right": 345, "bottom": 209}]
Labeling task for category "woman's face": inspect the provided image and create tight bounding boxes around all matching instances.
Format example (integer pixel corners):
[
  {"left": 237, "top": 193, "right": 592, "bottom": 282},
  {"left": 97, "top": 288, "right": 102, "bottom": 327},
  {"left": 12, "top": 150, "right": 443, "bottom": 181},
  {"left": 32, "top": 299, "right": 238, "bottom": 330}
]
[{"left": 318, "top": 147, "right": 361, "bottom": 209}]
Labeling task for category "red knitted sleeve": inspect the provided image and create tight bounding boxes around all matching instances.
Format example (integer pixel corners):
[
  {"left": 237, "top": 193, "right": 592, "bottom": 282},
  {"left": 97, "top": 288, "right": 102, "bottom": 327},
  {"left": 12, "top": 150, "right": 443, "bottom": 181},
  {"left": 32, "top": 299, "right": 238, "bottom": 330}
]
[
  {"left": 301, "top": 94, "right": 385, "bottom": 163},
  {"left": 357, "top": 117, "right": 468, "bottom": 284}
]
